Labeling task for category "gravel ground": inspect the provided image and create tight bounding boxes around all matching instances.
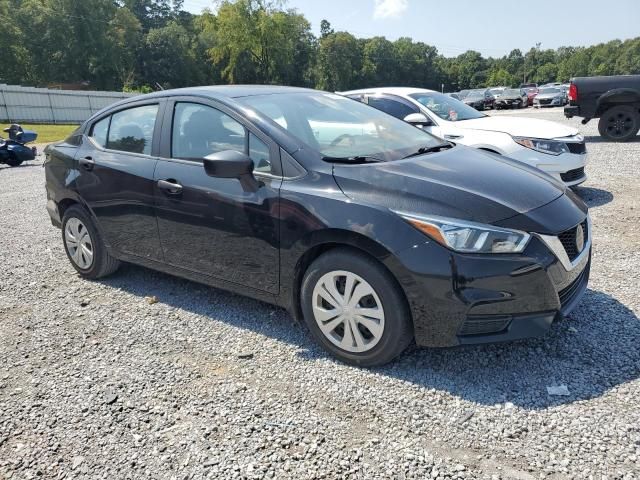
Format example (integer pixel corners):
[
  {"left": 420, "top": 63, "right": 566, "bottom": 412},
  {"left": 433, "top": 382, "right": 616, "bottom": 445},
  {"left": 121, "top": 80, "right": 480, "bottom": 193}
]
[{"left": 1, "top": 110, "right": 639, "bottom": 480}]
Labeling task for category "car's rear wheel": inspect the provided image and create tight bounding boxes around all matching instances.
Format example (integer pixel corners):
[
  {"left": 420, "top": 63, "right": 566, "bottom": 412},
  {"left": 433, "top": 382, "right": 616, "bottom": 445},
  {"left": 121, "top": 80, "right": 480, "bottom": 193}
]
[
  {"left": 62, "top": 205, "right": 120, "bottom": 279},
  {"left": 598, "top": 105, "right": 640, "bottom": 142},
  {"left": 5, "top": 153, "right": 23, "bottom": 167},
  {"left": 300, "top": 248, "right": 413, "bottom": 366}
]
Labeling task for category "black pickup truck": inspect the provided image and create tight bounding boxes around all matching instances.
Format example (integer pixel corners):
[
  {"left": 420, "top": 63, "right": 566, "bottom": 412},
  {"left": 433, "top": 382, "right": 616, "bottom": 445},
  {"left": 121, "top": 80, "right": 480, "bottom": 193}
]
[{"left": 564, "top": 75, "right": 640, "bottom": 142}]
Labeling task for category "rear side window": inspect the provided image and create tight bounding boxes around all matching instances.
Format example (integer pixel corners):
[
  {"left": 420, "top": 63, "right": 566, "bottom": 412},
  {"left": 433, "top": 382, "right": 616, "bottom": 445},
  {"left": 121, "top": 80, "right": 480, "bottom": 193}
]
[
  {"left": 367, "top": 97, "right": 418, "bottom": 120},
  {"left": 90, "top": 117, "right": 110, "bottom": 148},
  {"left": 107, "top": 105, "right": 158, "bottom": 155}
]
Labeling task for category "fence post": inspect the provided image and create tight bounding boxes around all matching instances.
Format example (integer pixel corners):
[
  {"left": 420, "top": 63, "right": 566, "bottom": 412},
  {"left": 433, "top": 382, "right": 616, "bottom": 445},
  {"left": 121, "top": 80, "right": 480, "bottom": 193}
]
[{"left": 47, "top": 91, "right": 57, "bottom": 125}]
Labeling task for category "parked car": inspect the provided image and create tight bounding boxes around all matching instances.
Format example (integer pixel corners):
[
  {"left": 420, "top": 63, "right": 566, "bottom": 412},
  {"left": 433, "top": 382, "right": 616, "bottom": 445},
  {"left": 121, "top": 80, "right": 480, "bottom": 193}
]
[
  {"left": 533, "top": 87, "right": 567, "bottom": 108},
  {"left": 0, "top": 124, "right": 38, "bottom": 167},
  {"left": 340, "top": 87, "right": 588, "bottom": 186},
  {"left": 44, "top": 86, "right": 591, "bottom": 366},
  {"left": 445, "top": 92, "right": 461, "bottom": 100},
  {"left": 520, "top": 83, "right": 538, "bottom": 89},
  {"left": 489, "top": 87, "right": 507, "bottom": 99},
  {"left": 494, "top": 88, "right": 528, "bottom": 109},
  {"left": 524, "top": 87, "right": 539, "bottom": 106},
  {"left": 564, "top": 74, "right": 640, "bottom": 142},
  {"left": 463, "top": 89, "right": 494, "bottom": 110}
]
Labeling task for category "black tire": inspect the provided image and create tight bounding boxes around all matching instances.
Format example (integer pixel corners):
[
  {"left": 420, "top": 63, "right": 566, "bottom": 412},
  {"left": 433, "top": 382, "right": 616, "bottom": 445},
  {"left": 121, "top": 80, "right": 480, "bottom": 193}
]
[
  {"left": 300, "top": 248, "right": 413, "bottom": 367},
  {"left": 598, "top": 105, "right": 640, "bottom": 142},
  {"left": 62, "top": 205, "right": 120, "bottom": 279},
  {"left": 5, "top": 153, "right": 23, "bottom": 167}
]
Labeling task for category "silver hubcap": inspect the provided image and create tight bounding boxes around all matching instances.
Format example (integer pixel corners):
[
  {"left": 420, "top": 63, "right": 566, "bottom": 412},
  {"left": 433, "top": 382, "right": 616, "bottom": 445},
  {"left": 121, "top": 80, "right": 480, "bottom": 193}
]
[
  {"left": 65, "top": 218, "right": 94, "bottom": 269},
  {"left": 312, "top": 271, "right": 385, "bottom": 353}
]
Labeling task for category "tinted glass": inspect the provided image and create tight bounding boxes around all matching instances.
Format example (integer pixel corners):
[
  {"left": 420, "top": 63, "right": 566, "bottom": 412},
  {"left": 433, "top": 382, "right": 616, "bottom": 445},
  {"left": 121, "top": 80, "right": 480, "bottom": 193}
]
[
  {"left": 172, "top": 103, "right": 245, "bottom": 160},
  {"left": 241, "top": 92, "right": 442, "bottom": 161},
  {"left": 367, "top": 97, "right": 417, "bottom": 120},
  {"left": 539, "top": 88, "right": 561, "bottom": 94},
  {"left": 409, "top": 92, "right": 486, "bottom": 122},
  {"left": 90, "top": 116, "right": 110, "bottom": 148},
  {"left": 107, "top": 105, "right": 158, "bottom": 155},
  {"left": 249, "top": 133, "right": 271, "bottom": 173},
  {"left": 503, "top": 89, "right": 522, "bottom": 96}
]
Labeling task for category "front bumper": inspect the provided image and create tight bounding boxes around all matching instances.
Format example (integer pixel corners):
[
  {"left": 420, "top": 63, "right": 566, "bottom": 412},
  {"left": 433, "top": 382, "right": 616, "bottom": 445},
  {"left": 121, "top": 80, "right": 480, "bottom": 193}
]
[
  {"left": 390, "top": 224, "right": 591, "bottom": 348},
  {"left": 506, "top": 147, "right": 588, "bottom": 187},
  {"left": 534, "top": 98, "right": 563, "bottom": 108}
]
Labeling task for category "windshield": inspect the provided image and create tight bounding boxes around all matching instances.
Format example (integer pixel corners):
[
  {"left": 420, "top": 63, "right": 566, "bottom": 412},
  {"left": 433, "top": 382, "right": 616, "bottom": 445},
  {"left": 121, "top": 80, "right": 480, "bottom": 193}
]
[
  {"left": 466, "top": 91, "right": 484, "bottom": 99},
  {"left": 409, "top": 92, "right": 486, "bottom": 122},
  {"left": 240, "top": 92, "right": 443, "bottom": 160},
  {"left": 503, "top": 89, "right": 521, "bottom": 96},
  {"left": 539, "top": 87, "right": 561, "bottom": 95},
  {"left": 489, "top": 88, "right": 504, "bottom": 95}
]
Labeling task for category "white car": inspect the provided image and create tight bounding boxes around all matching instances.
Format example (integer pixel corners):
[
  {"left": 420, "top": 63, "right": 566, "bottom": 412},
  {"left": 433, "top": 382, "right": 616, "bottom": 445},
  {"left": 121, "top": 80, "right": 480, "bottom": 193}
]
[{"left": 340, "top": 87, "right": 588, "bottom": 187}]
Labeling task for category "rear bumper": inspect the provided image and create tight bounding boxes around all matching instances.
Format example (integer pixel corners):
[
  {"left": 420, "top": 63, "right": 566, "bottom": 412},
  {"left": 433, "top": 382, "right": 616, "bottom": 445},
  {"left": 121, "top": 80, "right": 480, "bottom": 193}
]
[
  {"left": 390, "top": 233, "right": 591, "bottom": 348},
  {"left": 564, "top": 106, "right": 580, "bottom": 118}
]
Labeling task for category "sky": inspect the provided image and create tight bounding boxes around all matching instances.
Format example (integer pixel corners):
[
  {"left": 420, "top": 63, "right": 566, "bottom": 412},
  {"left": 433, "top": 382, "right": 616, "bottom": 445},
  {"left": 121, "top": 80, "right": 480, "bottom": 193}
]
[{"left": 182, "top": 0, "right": 640, "bottom": 57}]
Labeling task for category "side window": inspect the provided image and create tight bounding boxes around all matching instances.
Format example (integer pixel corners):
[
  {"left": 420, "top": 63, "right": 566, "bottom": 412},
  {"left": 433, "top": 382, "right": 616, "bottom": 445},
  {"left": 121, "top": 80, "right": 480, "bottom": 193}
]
[
  {"left": 107, "top": 105, "right": 158, "bottom": 155},
  {"left": 172, "top": 103, "right": 245, "bottom": 160},
  {"left": 90, "top": 116, "right": 110, "bottom": 148},
  {"left": 367, "top": 97, "right": 418, "bottom": 120},
  {"left": 249, "top": 133, "right": 271, "bottom": 174}
]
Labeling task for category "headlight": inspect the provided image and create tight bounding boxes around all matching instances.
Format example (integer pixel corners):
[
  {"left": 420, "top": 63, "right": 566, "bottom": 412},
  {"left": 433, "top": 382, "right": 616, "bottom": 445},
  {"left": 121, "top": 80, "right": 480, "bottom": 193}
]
[
  {"left": 394, "top": 212, "right": 530, "bottom": 253},
  {"left": 513, "top": 137, "right": 569, "bottom": 156}
]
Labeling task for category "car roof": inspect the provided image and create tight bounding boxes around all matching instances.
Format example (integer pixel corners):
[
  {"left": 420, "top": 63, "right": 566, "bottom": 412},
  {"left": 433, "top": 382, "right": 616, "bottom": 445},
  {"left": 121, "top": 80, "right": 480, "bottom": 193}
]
[{"left": 338, "top": 87, "right": 437, "bottom": 96}]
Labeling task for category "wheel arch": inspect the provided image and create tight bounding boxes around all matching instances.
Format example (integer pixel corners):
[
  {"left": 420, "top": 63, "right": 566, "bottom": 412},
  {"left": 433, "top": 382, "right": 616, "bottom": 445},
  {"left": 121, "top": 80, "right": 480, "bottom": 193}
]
[
  {"left": 596, "top": 89, "right": 640, "bottom": 116},
  {"left": 285, "top": 229, "right": 413, "bottom": 327}
]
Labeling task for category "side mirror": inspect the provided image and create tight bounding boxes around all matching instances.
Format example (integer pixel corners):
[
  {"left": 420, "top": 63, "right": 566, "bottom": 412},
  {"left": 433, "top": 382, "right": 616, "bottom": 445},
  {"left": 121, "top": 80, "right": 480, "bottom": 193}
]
[
  {"left": 404, "top": 113, "right": 433, "bottom": 127},
  {"left": 203, "top": 150, "right": 253, "bottom": 178}
]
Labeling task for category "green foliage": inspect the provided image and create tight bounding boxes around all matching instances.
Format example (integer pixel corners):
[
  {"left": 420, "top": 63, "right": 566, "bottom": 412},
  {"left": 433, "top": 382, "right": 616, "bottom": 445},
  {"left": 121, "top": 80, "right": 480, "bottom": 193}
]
[{"left": 3, "top": 0, "right": 640, "bottom": 92}]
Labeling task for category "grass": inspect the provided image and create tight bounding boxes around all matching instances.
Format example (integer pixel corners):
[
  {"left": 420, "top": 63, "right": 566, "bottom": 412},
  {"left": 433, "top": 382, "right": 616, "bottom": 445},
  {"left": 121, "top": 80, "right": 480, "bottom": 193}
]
[{"left": 1, "top": 123, "right": 79, "bottom": 144}]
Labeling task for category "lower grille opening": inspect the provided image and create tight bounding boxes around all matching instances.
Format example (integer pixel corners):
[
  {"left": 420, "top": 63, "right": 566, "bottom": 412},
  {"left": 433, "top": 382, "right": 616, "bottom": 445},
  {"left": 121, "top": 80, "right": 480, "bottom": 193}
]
[
  {"left": 558, "top": 264, "right": 589, "bottom": 311},
  {"left": 560, "top": 167, "right": 586, "bottom": 182},
  {"left": 458, "top": 315, "right": 511, "bottom": 336}
]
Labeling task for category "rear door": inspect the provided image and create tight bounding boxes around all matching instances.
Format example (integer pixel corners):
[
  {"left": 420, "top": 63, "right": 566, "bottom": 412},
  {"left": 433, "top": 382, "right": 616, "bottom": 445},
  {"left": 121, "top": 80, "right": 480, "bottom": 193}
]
[
  {"left": 153, "top": 98, "right": 282, "bottom": 294},
  {"left": 75, "top": 101, "right": 164, "bottom": 261}
]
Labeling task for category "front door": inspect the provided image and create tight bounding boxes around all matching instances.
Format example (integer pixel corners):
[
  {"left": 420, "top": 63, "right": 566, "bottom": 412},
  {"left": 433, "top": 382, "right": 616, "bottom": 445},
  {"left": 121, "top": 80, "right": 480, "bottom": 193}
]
[
  {"left": 75, "top": 102, "right": 163, "bottom": 261},
  {"left": 154, "top": 100, "right": 281, "bottom": 294}
]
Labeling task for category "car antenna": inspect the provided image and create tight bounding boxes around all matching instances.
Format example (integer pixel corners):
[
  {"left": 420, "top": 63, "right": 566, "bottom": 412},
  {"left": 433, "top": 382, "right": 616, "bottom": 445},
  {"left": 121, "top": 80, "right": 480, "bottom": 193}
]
[{"left": 155, "top": 82, "right": 165, "bottom": 91}]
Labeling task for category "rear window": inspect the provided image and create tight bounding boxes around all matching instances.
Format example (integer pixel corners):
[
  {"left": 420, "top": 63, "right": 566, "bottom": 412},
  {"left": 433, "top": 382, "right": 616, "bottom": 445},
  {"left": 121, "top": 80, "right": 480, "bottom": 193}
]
[
  {"left": 90, "top": 117, "right": 110, "bottom": 148},
  {"left": 107, "top": 105, "right": 158, "bottom": 155}
]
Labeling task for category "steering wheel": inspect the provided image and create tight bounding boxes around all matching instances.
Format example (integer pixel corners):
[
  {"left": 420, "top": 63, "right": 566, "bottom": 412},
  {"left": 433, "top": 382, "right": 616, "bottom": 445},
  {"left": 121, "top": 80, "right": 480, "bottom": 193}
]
[{"left": 330, "top": 134, "right": 356, "bottom": 147}]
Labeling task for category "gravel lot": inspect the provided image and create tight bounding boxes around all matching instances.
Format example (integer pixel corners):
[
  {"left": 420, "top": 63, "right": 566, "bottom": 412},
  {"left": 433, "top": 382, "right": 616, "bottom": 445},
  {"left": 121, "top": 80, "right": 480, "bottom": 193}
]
[{"left": 1, "top": 108, "right": 639, "bottom": 480}]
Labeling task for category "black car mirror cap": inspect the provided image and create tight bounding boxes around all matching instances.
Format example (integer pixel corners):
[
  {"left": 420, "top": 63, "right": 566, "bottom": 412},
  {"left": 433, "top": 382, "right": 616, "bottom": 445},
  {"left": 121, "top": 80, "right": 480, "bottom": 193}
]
[
  {"left": 203, "top": 150, "right": 254, "bottom": 178},
  {"left": 404, "top": 113, "right": 433, "bottom": 127}
]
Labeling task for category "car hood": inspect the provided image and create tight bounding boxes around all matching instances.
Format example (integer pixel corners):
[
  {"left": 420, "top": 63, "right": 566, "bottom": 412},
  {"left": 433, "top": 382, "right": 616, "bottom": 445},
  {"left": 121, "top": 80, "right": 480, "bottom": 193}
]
[
  {"left": 332, "top": 145, "right": 565, "bottom": 225},
  {"left": 455, "top": 116, "right": 579, "bottom": 139}
]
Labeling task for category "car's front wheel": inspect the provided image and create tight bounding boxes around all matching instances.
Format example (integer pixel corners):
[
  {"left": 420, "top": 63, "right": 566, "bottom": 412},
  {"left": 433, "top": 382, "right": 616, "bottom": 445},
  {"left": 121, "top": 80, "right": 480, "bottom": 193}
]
[
  {"left": 300, "top": 248, "right": 413, "bottom": 366},
  {"left": 62, "top": 205, "right": 120, "bottom": 279}
]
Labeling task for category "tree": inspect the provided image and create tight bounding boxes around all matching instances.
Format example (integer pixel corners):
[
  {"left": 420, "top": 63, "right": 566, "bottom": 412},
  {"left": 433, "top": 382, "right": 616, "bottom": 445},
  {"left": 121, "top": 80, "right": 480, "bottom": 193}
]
[
  {"left": 320, "top": 19, "right": 334, "bottom": 38},
  {"left": 316, "top": 32, "right": 361, "bottom": 91},
  {"left": 121, "top": 0, "right": 184, "bottom": 31},
  {"left": 142, "top": 21, "right": 201, "bottom": 88},
  {"left": 486, "top": 68, "right": 515, "bottom": 87},
  {"left": 206, "top": 0, "right": 315, "bottom": 84}
]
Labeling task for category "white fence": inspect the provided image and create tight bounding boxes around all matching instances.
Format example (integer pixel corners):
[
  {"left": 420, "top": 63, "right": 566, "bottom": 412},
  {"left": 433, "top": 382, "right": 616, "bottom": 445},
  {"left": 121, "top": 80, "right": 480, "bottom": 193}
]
[{"left": 0, "top": 84, "right": 136, "bottom": 124}]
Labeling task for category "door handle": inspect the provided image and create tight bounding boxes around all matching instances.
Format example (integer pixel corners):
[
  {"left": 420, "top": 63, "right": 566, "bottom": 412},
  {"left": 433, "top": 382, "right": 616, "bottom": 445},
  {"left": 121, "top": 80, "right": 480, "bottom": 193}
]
[
  {"left": 79, "top": 156, "right": 94, "bottom": 171},
  {"left": 157, "top": 179, "right": 183, "bottom": 195}
]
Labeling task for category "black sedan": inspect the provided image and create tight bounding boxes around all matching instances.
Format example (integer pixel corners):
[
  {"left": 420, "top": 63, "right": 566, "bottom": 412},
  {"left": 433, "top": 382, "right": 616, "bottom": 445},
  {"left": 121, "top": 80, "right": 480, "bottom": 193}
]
[
  {"left": 495, "top": 88, "right": 528, "bottom": 109},
  {"left": 44, "top": 86, "right": 591, "bottom": 366},
  {"left": 463, "top": 90, "right": 493, "bottom": 110}
]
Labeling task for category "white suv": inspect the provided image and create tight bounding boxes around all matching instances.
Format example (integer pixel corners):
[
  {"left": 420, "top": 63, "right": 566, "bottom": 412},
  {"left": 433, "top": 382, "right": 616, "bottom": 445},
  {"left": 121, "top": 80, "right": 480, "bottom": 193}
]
[{"left": 340, "top": 87, "right": 588, "bottom": 187}]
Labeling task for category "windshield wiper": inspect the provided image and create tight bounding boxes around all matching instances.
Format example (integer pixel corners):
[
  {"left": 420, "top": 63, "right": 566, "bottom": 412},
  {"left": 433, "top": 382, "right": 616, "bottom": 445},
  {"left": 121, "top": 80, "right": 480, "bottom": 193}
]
[
  {"left": 322, "top": 155, "right": 384, "bottom": 164},
  {"left": 402, "top": 142, "right": 454, "bottom": 159}
]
